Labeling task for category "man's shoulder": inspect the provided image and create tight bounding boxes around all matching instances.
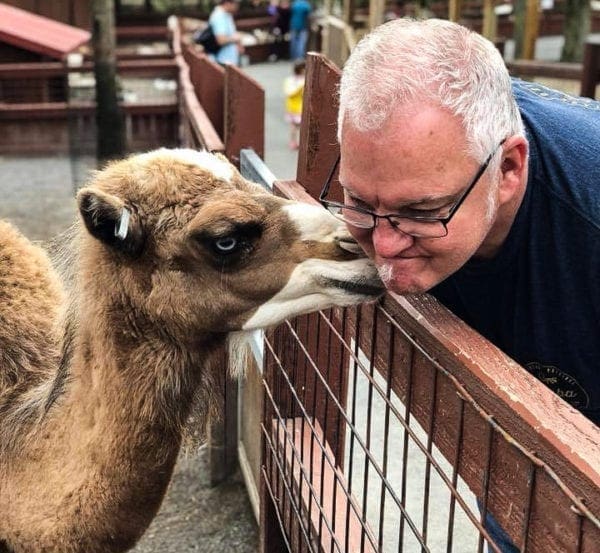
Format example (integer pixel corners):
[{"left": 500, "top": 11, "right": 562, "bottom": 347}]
[
  {"left": 512, "top": 79, "right": 600, "bottom": 120},
  {"left": 512, "top": 79, "right": 600, "bottom": 224}
]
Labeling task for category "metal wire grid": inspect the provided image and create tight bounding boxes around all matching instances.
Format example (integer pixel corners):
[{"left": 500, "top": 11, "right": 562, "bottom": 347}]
[{"left": 261, "top": 301, "right": 599, "bottom": 553}]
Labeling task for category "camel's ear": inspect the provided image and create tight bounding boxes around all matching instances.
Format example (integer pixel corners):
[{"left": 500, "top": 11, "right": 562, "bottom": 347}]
[{"left": 77, "top": 188, "right": 144, "bottom": 257}]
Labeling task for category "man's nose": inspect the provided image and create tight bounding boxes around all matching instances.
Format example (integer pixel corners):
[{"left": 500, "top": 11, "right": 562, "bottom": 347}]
[{"left": 371, "top": 219, "right": 414, "bottom": 258}]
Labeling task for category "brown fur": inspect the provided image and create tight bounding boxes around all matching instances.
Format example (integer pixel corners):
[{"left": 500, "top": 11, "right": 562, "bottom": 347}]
[{"left": 0, "top": 150, "right": 381, "bottom": 552}]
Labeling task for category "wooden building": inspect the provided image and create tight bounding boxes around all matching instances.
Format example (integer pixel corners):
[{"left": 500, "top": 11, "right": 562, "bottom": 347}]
[{"left": 0, "top": 3, "right": 90, "bottom": 102}]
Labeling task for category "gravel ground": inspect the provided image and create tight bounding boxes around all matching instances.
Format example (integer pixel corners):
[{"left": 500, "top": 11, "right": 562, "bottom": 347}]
[{"left": 131, "top": 449, "right": 258, "bottom": 553}]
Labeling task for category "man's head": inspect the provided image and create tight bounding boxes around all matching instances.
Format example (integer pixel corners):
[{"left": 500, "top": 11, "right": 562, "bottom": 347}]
[{"left": 335, "top": 18, "right": 529, "bottom": 294}]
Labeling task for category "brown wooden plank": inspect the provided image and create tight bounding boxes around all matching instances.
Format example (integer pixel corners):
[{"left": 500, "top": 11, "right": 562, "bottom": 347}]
[
  {"left": 296, "top": 54, "right": 340, "bottom": 200},
  {"left": 224, "top": 64, "right": 264, "bottom": 165},
  {"left": 581, "top": 39, "right": 600, "bottom": 99},
  {"left": 116, "top": 25, "right": 169, "bottom": 40},
  {"left": 175, "top": 51, "right": 224, "bottom": 153},
  {"left": 0, "top": 59, "right": 177, "bottom": 79},
  {"left": 195, "top": 51, "right": 225, "bottom": 138},
  {"left": 272, "top": 417, "right": 377, "bottom": 553},
  {"left": 507, "top": 59, "right": 583, "bottom": 80}
]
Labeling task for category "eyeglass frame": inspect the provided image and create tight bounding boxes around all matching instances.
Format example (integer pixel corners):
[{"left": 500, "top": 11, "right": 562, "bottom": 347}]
[{"left": 319, "top": 139, "right": 507, "bottom": 237}]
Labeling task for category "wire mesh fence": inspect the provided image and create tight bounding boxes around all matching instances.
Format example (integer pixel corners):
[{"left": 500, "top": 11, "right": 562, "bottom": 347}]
[{"left": 260, "top": 298, "right": 600, "bottom": 553}]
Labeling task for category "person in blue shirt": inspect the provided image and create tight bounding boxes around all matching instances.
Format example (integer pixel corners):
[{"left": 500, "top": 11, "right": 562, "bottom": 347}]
[
  {"left": 209, "top": 0, "right": 244, "bottom": 66},
  {"left": 289, "top": 0, "right": 312, "bottom": 60},
  {"left": 321, "top": 17, "right": 600, "bottom": 553}
]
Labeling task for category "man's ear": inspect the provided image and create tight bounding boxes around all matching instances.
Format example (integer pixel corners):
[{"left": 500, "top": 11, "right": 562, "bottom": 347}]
[
  {"left": 498, "top": 136, "right": 528, "bottom": 205},
  {"left": 77, "top": 188, "right": 145, "bottom": 257}
]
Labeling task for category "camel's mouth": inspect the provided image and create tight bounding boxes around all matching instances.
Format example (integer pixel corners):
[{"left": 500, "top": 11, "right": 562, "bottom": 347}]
[{"left": 323, "top": 277, "right": 385, "bottom": 298}]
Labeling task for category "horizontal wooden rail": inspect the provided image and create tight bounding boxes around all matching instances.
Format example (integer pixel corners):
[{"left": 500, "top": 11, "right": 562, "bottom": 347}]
[
  {"left": 507, "top": 59, "right": 582, "bottom": 80},
  {"left": 171, "top": 19, "right": 225, "bottom": 153},
  {"left": 0, "top": 101, "right": 176, "bottom": 119},
  {"left": 507, "top": 39, "right": 600, "bottom": 99},
  {"left": 0, "top": 59, "right": 178, "bottom": 80},
  {"left": 116, "top": 25, "right": 170, "bottom": 40}
]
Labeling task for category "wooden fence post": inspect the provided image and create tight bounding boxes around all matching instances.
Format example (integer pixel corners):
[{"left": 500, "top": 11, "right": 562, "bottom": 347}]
[
  {"left": 224, "top": 65, "right": 264, "bottom": 165},
  {"left": 296, "top": 53, "right": 341, "bottom": 200},
  {"left": 580, "top": 38, "right": 600, "bottom": 98}
]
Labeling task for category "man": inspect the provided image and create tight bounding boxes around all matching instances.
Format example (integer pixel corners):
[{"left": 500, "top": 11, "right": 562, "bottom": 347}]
[
  {"left": 320, "top": 17, "right": 600, "bottom": 552},
  {"left": 289, "top": 0, "right": 312, "bottom": 60},
  {"left": 209, "top": 0, "right": 244, "bottom": 66}
]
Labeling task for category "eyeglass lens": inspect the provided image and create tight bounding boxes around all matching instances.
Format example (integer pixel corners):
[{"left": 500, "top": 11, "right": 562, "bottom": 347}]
[{"left": 327, "top": 204, "right": 448, "bottom": 238}]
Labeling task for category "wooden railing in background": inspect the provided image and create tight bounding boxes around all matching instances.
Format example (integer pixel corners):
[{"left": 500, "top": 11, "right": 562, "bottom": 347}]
[
  {"left": 171, "top": 20, "right": 264, "bottom": 164},
  {"left": 508, "top": 38, "right": 600, "bottom": 99},
  {"left": 0, "top": 58, "right": 179, "bottom": 155}
]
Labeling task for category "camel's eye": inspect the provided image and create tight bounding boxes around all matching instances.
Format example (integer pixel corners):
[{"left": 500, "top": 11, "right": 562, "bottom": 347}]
[
  {"left": 214, "top": 236, "right": 239, "bottom": 254},
  {"left": 194, "top": 223, "right": 262, "bottom": 267}
]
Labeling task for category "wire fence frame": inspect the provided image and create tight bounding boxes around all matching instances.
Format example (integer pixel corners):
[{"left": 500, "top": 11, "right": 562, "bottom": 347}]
[{"left": 260, "top": 299, "right": 600, "bottom": 553}]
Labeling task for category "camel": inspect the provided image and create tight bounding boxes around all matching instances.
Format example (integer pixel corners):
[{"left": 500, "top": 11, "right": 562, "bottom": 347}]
[{"left": 0, "top": 148, "right": 383, "bottom": 553}]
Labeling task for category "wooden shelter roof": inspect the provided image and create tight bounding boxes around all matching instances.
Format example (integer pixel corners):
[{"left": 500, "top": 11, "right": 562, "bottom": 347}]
[{"left": 0, "top": 3, "right": 90, "bottom": 60}]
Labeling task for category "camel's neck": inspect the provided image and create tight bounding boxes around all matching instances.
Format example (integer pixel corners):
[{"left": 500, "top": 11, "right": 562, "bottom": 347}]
[{"left": 3, "top": 285, "right": 225, "bottom": 551}]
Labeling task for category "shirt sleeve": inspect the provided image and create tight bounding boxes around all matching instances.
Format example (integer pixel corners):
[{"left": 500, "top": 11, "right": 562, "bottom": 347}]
[
  {"left": 210, "top": 11, "right": 230, "bottom": 36},
  {"left": 284, "top": 76, "right": 304, "bottom": 96}
]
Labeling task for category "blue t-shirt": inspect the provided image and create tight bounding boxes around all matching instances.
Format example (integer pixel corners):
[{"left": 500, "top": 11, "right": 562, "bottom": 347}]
[
  {"left": 290, "top": 0, "right": 311, "bottom": 31},
  {"left": 209, "top": 7, "right": 239, "bottom": 66},
  {"left": 431, "top": 80, "right": 600, "bottom": 425}
]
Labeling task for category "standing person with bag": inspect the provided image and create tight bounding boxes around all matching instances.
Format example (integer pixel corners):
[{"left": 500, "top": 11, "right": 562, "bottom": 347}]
[{"left": 208, "top": 0, "right": 244, "bottom": 65}]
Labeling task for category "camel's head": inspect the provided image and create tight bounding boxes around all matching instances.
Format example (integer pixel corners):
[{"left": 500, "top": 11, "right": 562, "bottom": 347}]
[{"left": 77, "top": 149, "right": 383, "bottom": 334}]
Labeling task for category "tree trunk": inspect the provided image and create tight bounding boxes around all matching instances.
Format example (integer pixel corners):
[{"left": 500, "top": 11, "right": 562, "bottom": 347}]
[
  {"left": 561, "top": 0, "right": 591, "bottom": 62},
  {"left": 513, "top": 0, "right": 526, "bottom": 59},
  {"left": 92, "top": 0, "right": 125, "bottom": 162}
]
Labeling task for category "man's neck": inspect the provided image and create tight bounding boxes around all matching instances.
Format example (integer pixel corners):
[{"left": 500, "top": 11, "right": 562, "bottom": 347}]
[{"left": 475, "top": 179, "right": 528, "bottom": 260}]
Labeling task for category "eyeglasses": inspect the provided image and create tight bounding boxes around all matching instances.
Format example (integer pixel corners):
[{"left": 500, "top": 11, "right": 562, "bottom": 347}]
[{"left": 319, "top": 140, "right": 506, "bottom": 239}]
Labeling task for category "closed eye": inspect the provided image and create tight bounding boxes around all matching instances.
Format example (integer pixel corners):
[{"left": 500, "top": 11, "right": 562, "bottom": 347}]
[{"left": 402, "top": 205, "right": 453, "bottom": 218}]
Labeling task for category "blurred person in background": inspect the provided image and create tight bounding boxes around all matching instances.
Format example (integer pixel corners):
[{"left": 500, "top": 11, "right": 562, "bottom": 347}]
[
  {"left": 209, "top": 0, "right": 244, "bottom": 65},
  {"left": 289, "top": 0, "right": 311, "bottom": 59},
  {"left": 283, "top": 59, "right": 306, "bottom": 149},
  {"left": 268, "top": 0, "right": 291, "bottom": 60}
]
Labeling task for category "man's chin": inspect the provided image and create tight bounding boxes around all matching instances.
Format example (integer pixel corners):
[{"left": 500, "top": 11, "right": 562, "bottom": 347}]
[{"left": 377, "top": 263, "right": 433, "bottom": 295}]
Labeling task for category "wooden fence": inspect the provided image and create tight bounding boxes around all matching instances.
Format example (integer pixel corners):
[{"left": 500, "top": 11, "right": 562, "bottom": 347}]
[
  {"left": 507, "top": 38, "right": 600, "bottom": 99},
  {"left": 171, "top": 20, "right": 264, "bottom": 164},
  {"left": 0, "top": 58, "right": 179, "bottom": 155},
  {"left": 252, "top": 53, "right": 600, "bottom": 553}
]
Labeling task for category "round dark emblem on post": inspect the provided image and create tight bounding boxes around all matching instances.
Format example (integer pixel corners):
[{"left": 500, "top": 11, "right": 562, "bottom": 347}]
[{"left": 525, "top": 362, "right": 590, "bottom": 409}]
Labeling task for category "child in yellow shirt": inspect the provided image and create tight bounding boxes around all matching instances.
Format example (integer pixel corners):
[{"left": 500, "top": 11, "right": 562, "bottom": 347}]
[{"left": 283, "top": 60, "right": 305, "bottom": 150}]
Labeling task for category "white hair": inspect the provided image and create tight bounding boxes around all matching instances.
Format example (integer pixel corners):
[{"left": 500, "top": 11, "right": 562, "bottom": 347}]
[{"left": 338, "top": 18, "right": 525, "bottom": 166}]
